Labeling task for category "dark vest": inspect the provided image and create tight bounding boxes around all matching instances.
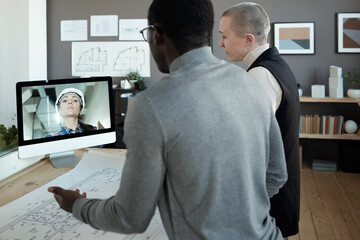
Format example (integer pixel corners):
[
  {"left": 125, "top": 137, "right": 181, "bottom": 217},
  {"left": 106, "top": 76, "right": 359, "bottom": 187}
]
[
  {"left": 79, "top": 121, "right": 97, "bottom": 131},
  {"left": 248, "top": 47, "right": 300, "bottom": 237}
]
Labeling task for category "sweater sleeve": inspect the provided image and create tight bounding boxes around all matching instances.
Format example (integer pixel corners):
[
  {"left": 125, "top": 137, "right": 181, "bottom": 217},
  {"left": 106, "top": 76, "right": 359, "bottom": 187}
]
[
  {"left": 266, "top": 113, "right": 288, "bottom": 198},
  {"left": 72, "top": 93, "right": 166, "bottom": 233}
]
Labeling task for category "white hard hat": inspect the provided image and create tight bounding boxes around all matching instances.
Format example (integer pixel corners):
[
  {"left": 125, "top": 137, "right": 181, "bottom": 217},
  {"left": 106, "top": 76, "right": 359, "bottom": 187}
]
[{"left": 55, "top": 87, "right": 85, "bottom": 111}]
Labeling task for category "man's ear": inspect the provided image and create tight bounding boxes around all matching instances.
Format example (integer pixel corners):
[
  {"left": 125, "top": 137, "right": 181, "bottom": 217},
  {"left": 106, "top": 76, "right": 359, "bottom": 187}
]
[
  {"left": 244, "top": 33, "right": 255, "bottom": 47},
  {"left": 153, "top": 26, "right": 163, "bottom": 45}
]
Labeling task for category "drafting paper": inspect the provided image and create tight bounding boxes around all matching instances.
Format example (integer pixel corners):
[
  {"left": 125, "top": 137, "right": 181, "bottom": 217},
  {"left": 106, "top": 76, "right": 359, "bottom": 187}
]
[
  {"left": 0, "top": 150, "right": 167, "bottom": 239},
  {"left": 61, "top": 20, "right": 88, "bottom": 41},
  {"left": 90, "top": 15, "right": 118, "bottom": 37},
  {"left": 72, "top": 41, "right": 151, "bottom": 77},
  {"left": 119, "top": 19, "right": 147, "bottom": 41}
]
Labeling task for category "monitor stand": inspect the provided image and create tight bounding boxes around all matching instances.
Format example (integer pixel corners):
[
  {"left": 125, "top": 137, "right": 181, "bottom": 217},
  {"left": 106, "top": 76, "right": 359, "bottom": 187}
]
[{"left": 49, "top": 151, "right": 81, "bottom": 168}]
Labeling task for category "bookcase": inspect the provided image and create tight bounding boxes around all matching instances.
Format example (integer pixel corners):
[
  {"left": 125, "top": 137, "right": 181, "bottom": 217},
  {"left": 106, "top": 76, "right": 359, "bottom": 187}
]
[
  {"left": 299, "top": 96, "right": 360, "bottom": 172},
  {"left": 299, "top": 96, "right": 360, "bottom": 140},
  {"left": 110, "top": 87, "right": 139, "bottom": 149},
  {"left": 113, "top": 88, "right": 138, "bottom": 125}
]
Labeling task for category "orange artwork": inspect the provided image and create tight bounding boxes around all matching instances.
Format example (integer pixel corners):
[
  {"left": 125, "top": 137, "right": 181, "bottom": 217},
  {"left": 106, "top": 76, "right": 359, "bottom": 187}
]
[{"left": 279, "top": 28, "right": 310, "bottom": 40}]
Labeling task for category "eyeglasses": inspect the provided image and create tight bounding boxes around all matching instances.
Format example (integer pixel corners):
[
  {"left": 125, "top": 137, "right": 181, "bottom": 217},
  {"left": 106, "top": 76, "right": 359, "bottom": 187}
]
[{"left": 139, "top": 25, "right": 155, "bottom": 42}]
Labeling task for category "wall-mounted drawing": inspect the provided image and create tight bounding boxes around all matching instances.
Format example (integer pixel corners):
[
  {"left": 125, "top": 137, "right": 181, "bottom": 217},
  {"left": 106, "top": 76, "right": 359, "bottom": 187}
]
[
  {"left": 337, "top": 13, "right": 360, "bottom": 53},
  {"left": 72, "top": 42, "right": 150, "bottom": 77},
  {"left": 119, "top": 19, "right": 147, "bottom": 41},
  {"left": 60, "top": 20, "right": 88, "bottom": 41},
  {"left": 90, "top": 15, "right": 118, "bottom": 37},
  {"left": 74, "top": 47, "right": 108, "bottom": 73},
  {"left": 113, "top": 46, "right": 146, "bottom": 74}
]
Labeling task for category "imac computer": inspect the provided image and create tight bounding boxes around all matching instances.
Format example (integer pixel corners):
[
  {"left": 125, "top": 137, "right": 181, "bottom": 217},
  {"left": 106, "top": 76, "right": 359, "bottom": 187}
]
[{"left": 16, "top": 76, "right": 116, "bottom": 168}]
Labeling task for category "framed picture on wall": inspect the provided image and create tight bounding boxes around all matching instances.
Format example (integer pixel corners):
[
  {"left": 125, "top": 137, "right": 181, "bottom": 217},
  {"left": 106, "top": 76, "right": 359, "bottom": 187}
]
[
  {"left": 273, "top": 22, "right": 315, "bottom": 55},
  {"left": 337, "top": 13, "right": 360, "bottom": 53}
]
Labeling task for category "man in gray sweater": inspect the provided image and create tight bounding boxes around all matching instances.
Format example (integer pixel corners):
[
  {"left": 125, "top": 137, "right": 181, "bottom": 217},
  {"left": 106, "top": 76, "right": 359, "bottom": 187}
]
[{"left": 48, "top": 0, "right": 287, "bottom": 239}]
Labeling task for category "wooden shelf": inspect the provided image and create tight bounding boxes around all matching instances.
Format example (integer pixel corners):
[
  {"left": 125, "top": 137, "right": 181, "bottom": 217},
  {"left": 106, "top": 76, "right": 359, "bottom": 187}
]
[
  {"left": 299, "top": 133, "right": 360, "bottom": 140},
  {"left": 300, "top": 96, "right": 360, "bottom": 106}
]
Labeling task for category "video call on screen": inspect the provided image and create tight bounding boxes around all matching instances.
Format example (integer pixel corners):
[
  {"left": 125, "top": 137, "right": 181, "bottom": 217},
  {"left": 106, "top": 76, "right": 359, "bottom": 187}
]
[{"left": 21, "top": 81, "right": 111, "bottom": 141}]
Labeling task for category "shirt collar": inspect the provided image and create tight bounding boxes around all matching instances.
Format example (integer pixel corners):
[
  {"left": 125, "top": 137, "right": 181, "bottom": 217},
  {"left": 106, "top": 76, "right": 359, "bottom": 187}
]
[
  {"left": 169, "top": 46, "right": 215, "bottom": 73},
  {"left": 61, "top": 123, "right": 83, "bottom": 134},
  {"left": 243, "top": 44, "right": 269, "bottom": 67}
]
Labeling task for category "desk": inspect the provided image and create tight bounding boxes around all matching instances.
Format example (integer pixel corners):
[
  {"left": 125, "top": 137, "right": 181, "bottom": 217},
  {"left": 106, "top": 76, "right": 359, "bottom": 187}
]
[{"left": 0, "top": 148, "right": 126, "bottom": 207}]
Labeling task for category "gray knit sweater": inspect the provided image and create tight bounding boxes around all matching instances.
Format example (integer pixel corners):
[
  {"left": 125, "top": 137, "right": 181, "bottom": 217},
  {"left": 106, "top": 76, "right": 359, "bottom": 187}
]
[{"left": 73, "top": 47, "right": 287, "bottom": 240}]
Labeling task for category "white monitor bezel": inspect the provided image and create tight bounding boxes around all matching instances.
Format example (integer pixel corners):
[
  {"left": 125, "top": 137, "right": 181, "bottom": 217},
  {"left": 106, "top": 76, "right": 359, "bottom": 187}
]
[{"left": 16, "top": 76, "right": 116, "bottom": 159}]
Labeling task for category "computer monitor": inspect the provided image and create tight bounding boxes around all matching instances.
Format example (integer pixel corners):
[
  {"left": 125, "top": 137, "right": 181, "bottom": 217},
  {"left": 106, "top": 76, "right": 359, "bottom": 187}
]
[{"left": 16, "top": 76, "right": 116, "bottom": 168}]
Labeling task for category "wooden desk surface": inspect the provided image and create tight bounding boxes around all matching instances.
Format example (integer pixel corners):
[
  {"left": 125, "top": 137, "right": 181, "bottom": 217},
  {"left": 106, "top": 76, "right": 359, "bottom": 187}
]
[{"left": 0, "top": 148, "right": 126, "bottom": 207}]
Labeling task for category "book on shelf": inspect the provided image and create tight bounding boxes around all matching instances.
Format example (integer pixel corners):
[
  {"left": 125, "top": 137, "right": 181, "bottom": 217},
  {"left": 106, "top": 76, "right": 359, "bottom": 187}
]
[
  {"left": 313, "top": 158, "right": 337, "bottom": 171},
  {"left": 337, "top": 116, "right": 344, "bottom": 134},
  {"left": 316, "top": 115, "right": 320, "bottom": 134},
  {"left": 313, "top": 166, "right": 337, "bottom": 171},
  {"left": 299, "top": 114, "right": 344, "bottom": 135},
  {"left": 329, "top": 116, "right": 334, "bottom": 135},
  {"left": 321, "top": 115, "right": 326, "bottom": 134},
  {"left": 333, "top": 116, "right": 338, "bottom": 135},
  {"left": 325, "top": 115, "right": 330, "bottom": 134}
]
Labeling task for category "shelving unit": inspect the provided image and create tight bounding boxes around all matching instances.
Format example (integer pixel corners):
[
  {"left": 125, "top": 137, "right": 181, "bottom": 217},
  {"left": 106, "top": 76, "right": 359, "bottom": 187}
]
[
  {"left": 300, "top": 96, "right": 360, "bottom": 106},
  {"left": 299, "top": 96, "right": 360, "bottom": 171},
  {"left": 113, "top": 88, "right": 138, "bottom": 125},
  {"left": 299, "top": 96, "right": 360, "bottom": 141},
  {"left": 299, "top": 133, "right": 360, "bottom": 140}
]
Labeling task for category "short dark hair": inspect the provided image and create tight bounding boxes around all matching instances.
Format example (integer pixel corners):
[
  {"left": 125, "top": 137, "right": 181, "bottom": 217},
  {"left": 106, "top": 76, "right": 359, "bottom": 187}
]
[{"left": 148, "top": 0, "right": 214, "bottom": 54}]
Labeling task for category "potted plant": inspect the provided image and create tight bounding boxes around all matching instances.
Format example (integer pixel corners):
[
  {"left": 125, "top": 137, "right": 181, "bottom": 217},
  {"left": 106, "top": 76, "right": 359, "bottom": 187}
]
[
  {"left": 126, "top": 71, "right": 147, "bottom": 90},
  {"left": 344, "top": 68, "right": 360, "bottom": 98},
  {"left": 0, "top": 124, "right": 18, "bottom": 156}
]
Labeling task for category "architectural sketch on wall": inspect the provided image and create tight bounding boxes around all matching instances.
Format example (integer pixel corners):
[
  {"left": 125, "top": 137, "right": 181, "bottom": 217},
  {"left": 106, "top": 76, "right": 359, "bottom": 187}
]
[
  {"left": 113, "top": 46, "right": 146, "bottom": 74},
  {"left": 90, "top": 15, "right": 118, "bottom": 37},
  {"left": 74, "top": 46, "right": 108, "bottom": 73},
  {"left": 119, "top": 19, "right": 147, "bottom": 40},
  {"left": 72, "top": 42, "right": 150, "bottom": 77},
  {"left": 61, "top": 20, "right": 88, "bottom": 41}
]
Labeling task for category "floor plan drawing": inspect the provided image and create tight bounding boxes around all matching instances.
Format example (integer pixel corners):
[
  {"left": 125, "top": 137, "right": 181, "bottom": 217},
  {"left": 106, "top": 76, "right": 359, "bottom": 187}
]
[
  {"left": 0, "top": 151, "right": 167, "bottom": 240},
  {"left": 74, "top": 47, "right": 108, "bottom": 73},
  {"left": 72, "top": 42, "right": 150, "bottom": 77},
  {"left": 113, "top": 46, "right": 146, "bottom": 75}
]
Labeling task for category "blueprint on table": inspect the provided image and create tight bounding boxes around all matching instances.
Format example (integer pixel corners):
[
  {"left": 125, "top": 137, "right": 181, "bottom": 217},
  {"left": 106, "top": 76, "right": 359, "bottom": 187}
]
[{"left": 0, "top": 150, "right": 168, "bottom": 240}]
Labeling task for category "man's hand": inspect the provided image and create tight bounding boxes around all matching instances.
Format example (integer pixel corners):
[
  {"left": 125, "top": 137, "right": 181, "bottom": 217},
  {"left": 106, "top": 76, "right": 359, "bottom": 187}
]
[{"left": 48, "top": 186, "right": 87, "bottom": 213}]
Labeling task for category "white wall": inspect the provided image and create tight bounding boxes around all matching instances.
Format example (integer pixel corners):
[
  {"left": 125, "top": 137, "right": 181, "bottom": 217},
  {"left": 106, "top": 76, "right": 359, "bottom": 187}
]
[
  {"left": 29, "top": 0, "right": 47, "bottom": 80},
  {"left": 0, "top": 0, "right": 47, "bottom": 127}
]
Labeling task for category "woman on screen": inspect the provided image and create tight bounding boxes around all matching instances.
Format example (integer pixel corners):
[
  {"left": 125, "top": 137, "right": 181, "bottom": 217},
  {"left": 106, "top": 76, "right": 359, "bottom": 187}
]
[{"left": 45, "top": 88, "right": 97, "bottom": 137}]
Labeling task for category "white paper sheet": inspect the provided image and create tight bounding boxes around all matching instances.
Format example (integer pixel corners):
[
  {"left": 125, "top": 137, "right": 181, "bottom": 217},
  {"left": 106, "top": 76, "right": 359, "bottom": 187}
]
[
  {"left": 72, "top": 41, "right": 151, "bottom": 77},
  {"left": 90, "top": 15, "right": 118, "bottom": 37},
  {"left": 119, "top": 19, "right": 147, "bottom": 41},
  {"left": 0, "top": 149, "right": 168, "bottom": 239},
  {"left": 61, "top": 20, "right": 88, "bottom": 41}
]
